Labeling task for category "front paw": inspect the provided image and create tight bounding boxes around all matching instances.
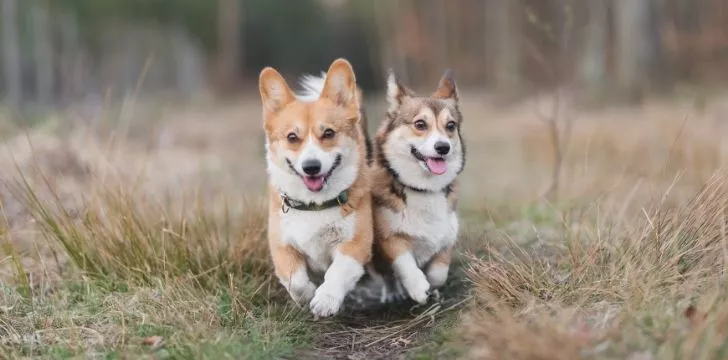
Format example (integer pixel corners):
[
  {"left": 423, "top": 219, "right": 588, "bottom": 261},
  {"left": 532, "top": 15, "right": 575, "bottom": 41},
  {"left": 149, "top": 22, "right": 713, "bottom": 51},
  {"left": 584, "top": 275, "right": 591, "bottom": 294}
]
[
  {"left": 309, "top": 286, "right": 345, "bottom": 318},
  {"left": 402, "top": 273, "right": 431, "bottom": 305},
  {"left": 288, "top": 280, "right": 316, "bottom": 307}
]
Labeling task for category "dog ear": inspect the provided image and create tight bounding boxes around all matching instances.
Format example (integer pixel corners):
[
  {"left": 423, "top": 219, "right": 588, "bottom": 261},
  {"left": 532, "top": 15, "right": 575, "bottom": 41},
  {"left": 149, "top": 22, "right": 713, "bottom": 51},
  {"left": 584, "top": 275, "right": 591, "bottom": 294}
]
[
  {"left": 259, "top": 67, "right": 296, "bottom": 116},
  {"left": 432, "top": 69, "right": 458, "bottom": 102},
  {"left": 386, "top": 69, "right": 414, "bottom": 113},
  {"left": 321, "top": 58, "right": 358, "bottom": 108}
]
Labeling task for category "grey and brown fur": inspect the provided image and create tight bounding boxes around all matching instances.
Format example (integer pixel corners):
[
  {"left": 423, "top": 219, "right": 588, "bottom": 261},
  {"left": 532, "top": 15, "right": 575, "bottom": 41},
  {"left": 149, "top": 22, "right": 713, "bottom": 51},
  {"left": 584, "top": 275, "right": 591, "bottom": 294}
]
[{"left": 364, "top": 69, "right": 466, "bottom": 304}]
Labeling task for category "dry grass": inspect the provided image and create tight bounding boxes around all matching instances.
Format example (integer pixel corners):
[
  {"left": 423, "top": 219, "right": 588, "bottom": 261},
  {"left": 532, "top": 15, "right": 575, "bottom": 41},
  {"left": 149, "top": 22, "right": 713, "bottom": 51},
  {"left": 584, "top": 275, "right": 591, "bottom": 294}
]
[
  {"left": 2, "top": 91, "right": 728, "bottom": 358},
  {"left": 453, "top": 93, "right": 728, "bottom": 359},
  {"left": 462, "top": 172, "right": 728, "bottom": 359},
  {"left": 0, "top": 101, "right": 312, "bottom": 359}
]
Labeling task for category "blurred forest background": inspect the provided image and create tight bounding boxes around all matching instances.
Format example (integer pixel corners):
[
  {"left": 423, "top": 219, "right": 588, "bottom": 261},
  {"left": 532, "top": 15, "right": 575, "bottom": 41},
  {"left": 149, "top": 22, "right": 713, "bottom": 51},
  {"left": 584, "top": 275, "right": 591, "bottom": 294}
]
[{"left": 1, "top": 0, "right": 728, "bottom": 111}]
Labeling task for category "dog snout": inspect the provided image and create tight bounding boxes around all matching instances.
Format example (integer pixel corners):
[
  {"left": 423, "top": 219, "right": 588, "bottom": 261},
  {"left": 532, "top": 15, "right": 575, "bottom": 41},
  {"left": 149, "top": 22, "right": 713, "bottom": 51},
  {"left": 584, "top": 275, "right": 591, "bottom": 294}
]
[
  {"left": 302, "top": 159, "right": 322, "bottom": 175},
  {"left": 434, "top": 141, "right": 451, "bottom": 156}
]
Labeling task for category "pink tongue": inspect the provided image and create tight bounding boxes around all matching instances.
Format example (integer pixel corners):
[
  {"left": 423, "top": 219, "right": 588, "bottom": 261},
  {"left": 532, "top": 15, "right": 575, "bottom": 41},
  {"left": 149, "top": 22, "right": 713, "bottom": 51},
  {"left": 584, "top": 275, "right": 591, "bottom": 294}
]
[
  {"left": 303, "top": 176, "right": 325, "bottom": 191},
  {"left": 426, "top": 158, "right": 448, "bottom": 175}
]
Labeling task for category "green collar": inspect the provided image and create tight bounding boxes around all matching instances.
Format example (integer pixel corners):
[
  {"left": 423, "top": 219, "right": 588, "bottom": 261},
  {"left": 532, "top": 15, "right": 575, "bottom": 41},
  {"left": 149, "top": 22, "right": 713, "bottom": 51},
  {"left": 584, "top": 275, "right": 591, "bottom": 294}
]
[{"left": 281, "top": 190, "right": 349, "bottom": 213}]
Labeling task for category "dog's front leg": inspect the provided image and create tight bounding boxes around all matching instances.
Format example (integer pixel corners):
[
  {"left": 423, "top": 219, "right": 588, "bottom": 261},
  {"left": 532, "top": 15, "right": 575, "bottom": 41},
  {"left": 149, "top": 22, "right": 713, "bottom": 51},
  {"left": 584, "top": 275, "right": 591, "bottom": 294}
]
[
  {"left": 309, "top": 248, "right": 366, "bottom": 318},
  {"left": 378, "top": 234, "right": 431, "bottom": 304},
  {"left": 271, "top": 244, "right": 316, "bottom": 307},
  {"left": 310, "top": 203, "right": 373, "bottom": 318},
  {"left": 425, "top": 247, "right": 452, "bottom": 289}
]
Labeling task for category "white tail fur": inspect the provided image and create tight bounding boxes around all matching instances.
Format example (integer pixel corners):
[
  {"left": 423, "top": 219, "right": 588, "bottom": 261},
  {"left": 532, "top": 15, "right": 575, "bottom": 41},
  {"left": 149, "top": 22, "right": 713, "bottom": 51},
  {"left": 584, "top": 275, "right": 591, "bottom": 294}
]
[{"left": 296, "top": 71, "right": 327, "bottom": 102}]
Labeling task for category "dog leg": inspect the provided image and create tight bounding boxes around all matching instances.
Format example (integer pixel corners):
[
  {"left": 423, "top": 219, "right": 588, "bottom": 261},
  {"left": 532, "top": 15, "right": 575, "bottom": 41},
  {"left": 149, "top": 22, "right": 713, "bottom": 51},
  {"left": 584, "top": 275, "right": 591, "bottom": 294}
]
[
  {"left": 309, "top": 249, "right": 365, "bottom": 317},
  {"left": 378, "top": 234, "right": 430, "bottom": 304},
  {"left": 392, "top": 251, "right": 430, "bottom": 304},
  {"left": 425, "top": 247, "right": 452, "bottom": 289},
  {"left": 271, "top": 245, "right": 316, "bottom": 306},
  {"left": 310, "top": 205, "right": 373, "bottom": 318}
]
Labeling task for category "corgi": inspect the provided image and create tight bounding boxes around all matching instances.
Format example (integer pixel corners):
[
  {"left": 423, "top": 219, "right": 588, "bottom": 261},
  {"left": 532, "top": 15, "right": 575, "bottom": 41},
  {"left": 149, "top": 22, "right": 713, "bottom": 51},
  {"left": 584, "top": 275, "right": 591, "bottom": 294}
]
[
  {"left": 257, "top": 58, "right": 373, "bottom": 318},
  {"left": 367, "top": 69, "right": 465, "bottom": 304}
]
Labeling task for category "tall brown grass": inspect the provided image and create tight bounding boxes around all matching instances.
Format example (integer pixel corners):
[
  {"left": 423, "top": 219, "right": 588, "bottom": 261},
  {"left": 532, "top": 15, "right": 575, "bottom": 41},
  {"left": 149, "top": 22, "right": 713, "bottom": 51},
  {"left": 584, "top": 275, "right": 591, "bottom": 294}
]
[
  {"left": 4, "top": 95, "right": 728, "bottom": 358},
  {"left": 459, "top": 99, "right": 728, "bottom": 359}
]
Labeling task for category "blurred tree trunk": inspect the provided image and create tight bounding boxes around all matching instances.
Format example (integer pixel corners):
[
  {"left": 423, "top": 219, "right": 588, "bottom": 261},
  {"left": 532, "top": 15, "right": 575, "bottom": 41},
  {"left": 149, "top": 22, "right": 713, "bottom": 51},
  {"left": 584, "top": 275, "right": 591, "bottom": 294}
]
[
  {"left": 430, "top": 0, "right": 448, "bottom": 84},
  {"left": 394, "top": 0, "right": 415, "bottom": 85},
  {"left": 491, "top": 0, "right": 522, "bottom": 94},
  {"left": 372, "top": 1, "right": 395, "bottom": 83},
  {"left": 215, "top": 0, "right": 242, "bottom": 93},
  {"left": 32, "top": 2, "right": 54, "bottom": 107},
  {"left": 59, "top": 10, "right": 83, "bottom": 103},
  {"left": 615, "top": 0, "right": 666, "bottom": 102},
  {"left": 577, "top": 0, "right": 609, "bottom": 96},
  {"left": 173, "top": 27, "right": 204, "bottom": 100},
  {"left": 2, "top": 0, "right": 22, "bottom": 104},
  {"left": 646, "top": 0, "right": 669, "bottom": 93}
]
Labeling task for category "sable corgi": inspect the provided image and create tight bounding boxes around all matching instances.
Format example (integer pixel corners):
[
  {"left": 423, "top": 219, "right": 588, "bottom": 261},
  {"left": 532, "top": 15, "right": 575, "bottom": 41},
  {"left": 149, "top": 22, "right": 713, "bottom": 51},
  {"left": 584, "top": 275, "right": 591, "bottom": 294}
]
[
  {"left": 258, "top": 58, "right": 373, "bottom": 317},
  {"left": 368, "top": 69, "right": 465, "bottom": 304}
]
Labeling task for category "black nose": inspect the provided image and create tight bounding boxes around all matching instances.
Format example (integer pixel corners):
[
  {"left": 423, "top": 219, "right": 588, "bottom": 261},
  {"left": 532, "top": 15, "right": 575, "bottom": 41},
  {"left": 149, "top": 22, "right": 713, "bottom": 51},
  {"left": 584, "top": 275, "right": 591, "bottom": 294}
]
[
  {"left": 302, "top": 159, "right": 322, "bottom": 175},
  {"left": 434, "top": 141, "right": 450, "bottom": 155}
]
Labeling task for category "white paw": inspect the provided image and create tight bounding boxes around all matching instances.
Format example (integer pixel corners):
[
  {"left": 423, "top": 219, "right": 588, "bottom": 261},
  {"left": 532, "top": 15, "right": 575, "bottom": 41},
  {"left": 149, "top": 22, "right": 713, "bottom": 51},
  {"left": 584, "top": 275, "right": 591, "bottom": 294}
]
[
  {"left": 309, "top": 287, "right": 344, "bottom": 318},
  {"left": 288, "top": 280, "right": 316, "bottom": 307},
  {"left": 402, "top": 273, "right": 431, "bottom": 304},
  {"left": 426, "top": 263, "right": 450, "bottom": 289}
]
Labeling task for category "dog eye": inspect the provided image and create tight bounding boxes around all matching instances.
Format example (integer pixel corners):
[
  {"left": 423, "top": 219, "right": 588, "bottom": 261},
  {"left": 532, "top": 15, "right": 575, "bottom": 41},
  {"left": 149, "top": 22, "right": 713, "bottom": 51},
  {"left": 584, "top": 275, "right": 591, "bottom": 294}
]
[
  {"left": 446, "top": 121, "right": 457, "bottom": 132},
  {"left": 287, "top": 132, "right": 299, "bottom": 143},
  {"left": 322, "top": 128, "right": 336, "bottom": 139},
  {"left": 413, "top": 119, "right": 427, "bottom": 131}
]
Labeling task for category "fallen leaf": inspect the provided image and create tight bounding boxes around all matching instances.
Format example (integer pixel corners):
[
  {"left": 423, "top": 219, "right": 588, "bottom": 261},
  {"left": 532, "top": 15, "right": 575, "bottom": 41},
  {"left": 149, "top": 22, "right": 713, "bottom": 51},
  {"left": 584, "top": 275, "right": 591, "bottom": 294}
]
[{"left": 142, "top": 336, "right": 164, "bottom": 350}]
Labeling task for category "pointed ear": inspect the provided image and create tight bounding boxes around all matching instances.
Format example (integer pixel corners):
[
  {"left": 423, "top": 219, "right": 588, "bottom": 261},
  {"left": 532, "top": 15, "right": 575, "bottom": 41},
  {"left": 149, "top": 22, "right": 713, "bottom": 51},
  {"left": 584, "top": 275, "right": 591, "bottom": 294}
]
[
  {"left": 386, "top": 69, "right": 414, "bottom": 112},
  {"left": 259, "top": 67, "right": 295, "bottom": 115},
  {"left": 321, "top": 58, "right": 358, "bottom": 107},
  {"left": 432, "top": 69, "right": 458, "bottom": 102}
]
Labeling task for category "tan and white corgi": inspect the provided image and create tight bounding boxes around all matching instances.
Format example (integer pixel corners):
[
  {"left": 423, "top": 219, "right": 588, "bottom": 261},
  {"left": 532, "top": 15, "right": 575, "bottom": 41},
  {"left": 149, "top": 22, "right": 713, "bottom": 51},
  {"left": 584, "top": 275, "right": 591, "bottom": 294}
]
[
  {"left": 368, "top": 69, "right": 465, "bottom": 304},
  {"left": 258, "top": 58, "right": 373, "bottom": 317}
]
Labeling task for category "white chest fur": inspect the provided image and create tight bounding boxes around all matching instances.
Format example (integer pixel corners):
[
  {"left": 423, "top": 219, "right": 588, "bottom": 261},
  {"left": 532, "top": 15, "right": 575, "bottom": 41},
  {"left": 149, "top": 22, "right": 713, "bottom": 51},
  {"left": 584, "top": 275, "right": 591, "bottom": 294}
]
[
  {"left": 280, "top": 207, "right": 357, "bottom": 275},
  {"left": 378, "top": 189, "right": 459, "bottom": 267}
]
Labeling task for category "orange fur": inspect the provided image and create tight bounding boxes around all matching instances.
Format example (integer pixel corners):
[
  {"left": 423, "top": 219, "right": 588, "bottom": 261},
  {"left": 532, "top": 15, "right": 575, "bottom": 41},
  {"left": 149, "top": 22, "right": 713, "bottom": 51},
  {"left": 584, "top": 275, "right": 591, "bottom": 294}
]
[{"left": 258, "top": 59, "right": 373, "bottom": 316}]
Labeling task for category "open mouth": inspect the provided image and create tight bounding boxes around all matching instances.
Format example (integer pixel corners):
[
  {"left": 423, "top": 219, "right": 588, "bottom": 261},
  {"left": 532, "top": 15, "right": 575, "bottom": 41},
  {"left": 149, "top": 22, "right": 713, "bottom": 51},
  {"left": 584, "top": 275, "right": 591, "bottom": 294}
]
[
  {"left": 410, "top": 146, "right": 447, "bottom": 175},
  {"left": 302, "top": 175, "right": 326, "bottom": 192},
  {"left": 286, "top": 154, "right": 342, "bottom": 192}
]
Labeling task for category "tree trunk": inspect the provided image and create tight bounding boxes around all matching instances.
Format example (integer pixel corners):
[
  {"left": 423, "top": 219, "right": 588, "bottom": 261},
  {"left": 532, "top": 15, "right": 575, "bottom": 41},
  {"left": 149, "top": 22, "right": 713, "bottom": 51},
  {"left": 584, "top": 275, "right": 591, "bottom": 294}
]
[
  {"left": 393, "top": 0, "right": 414, "bottom": 85},
  {"left": 32, "top": 3, "right": 54, "bottom": 107},
  {"left": 59, "top": 10, "right": 84, "bottom": 103},
  {"left": 646, "top": 0, "right": 669, "bottom": 93},
  {"left": 577, "top": 0, "right": 609, "bottom": 96},
  {"left": 431, "top": 0, "right": 448, "bottom": 85},
  {"left": 172, "top": 27, "right": 204, "bottom": 99},
  {"left": 490, "top": 0, "right": 522, "bottom": 94},
  {"left": 215, "top": 0, "right": 242, "bottom": 92},
  {"left": 2, "top": 0, "right": 22, "bottom": 104},
  {"left": 615, "top": 0, "right": 652, "bottom": 103}
]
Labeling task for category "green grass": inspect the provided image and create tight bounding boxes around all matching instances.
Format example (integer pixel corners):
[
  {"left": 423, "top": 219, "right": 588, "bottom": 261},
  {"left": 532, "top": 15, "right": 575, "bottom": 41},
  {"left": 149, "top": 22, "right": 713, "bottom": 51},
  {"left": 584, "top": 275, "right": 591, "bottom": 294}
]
[
  {"left": 5, "top": 96, "right": 728, "bottom": 359},
  {"left": 1, "top": 162, "right": 470, "bottom": 359},
  {"left": 0, "top": 279, "right": 310, "bottom": 359},
  {"left": 0, "top": 167, "right": 318, "bottom": 359},
  {"left": 10, "top": 162, "right": 728, "bottom": 359}
]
